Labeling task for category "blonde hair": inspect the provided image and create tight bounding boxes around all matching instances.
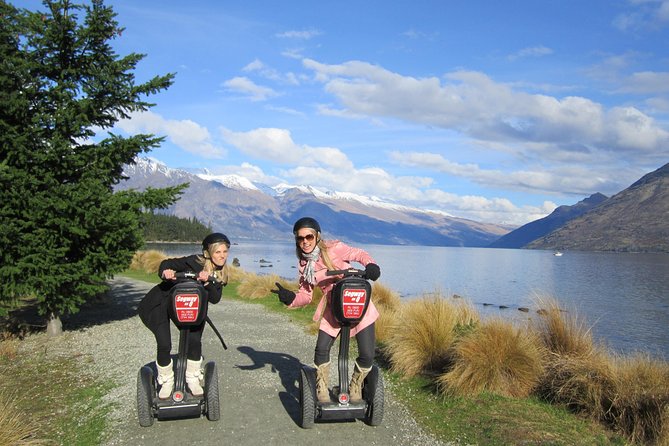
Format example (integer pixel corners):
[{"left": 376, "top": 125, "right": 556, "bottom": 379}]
[
  {"left": 199, "top": 241, "right": 229, "bottom": 284},
  {"left": 294, "top": 230, "right": 334, "bottom": 270}
]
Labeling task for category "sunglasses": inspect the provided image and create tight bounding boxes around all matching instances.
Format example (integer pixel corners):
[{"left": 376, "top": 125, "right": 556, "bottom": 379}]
[{"left": 295, "top": 233, "right": 316, "bottom": 243}]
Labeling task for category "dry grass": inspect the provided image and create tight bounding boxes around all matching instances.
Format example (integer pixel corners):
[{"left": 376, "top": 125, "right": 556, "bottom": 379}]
[
  {"left": 384, "top": 295, "right": 476, "bottom": 377},
  {"left": 129, "top": 250, "right": 166, "bottom": 274},
  {"left": 237, "top": 273, "right": 289, "bottom": 299},
  {"left": 532, "top": 297, "right": 616, "bottom": 420},
  {"left": 0, "top": 334, "right": 19, "bottom": 360},
  {"left": 372, "top": 282, "right": 401, "bottom": 312},
  {"left": 532, "top": 296, "right": 597, "bottom": 357},
  {"left": 538, "top": 350, "right": 616, "bottom": 422},
  {"left": 608, "top": 353, "right": 669, "bottom": 445},
  {"left": 0, "top": 390, "right": 48, "bottom": 445},
  {"left": 438, "top": 318, "right": 545, "bottom": 398},
  {"left": 452, "top": 299, "right": 480, "bottom": 327},
  {"left": 374, "top": 306, "right": 399, "bottom": 344},
  {"left": 371, "top": 283, "right": 401, "bottom": 343},
  {"left": 226, "top": 265, "right": 246, "bottom": 283}
]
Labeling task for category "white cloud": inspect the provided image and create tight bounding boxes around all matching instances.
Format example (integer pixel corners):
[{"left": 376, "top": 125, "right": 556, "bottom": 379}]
[
  {"left": 389, "top": 151, "right": 616, "bottom": 196},
  {"left": 276, "top": 28, "right": 322, "bottom": 39},
  {"left": 614, "top": 0, "right": 669, "bottom": 30},
  {"left": 617, "top": 71, "right": 669, "bottom": 93},
  {"left": 507, "top": 46, "right": 554, "bottom": 61},
  {"left": 115, "top": 111, "right": 225, "bottom": 159},
  {"left": 221, "top": 76, "right": 278, "bottom": 101},
  {"left": 212, "top": 122, "right": 559, "bottom": 225},
  {"left": 242, "top": 59, "right": 300, "bottom": 85},
  {"left": 302, "top": 59, "right": 669, "bottom": 159},
  {"left": 219, "top": 127, "right": 353, "bottom": 170}
]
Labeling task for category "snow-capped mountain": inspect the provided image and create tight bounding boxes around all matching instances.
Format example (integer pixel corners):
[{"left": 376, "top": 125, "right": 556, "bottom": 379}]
[
  {"left": 197, "top": 172, "right": 260, "bottom": 192},
  {"left": 119, "top": 157, "right": 510, "bottom": 246}
]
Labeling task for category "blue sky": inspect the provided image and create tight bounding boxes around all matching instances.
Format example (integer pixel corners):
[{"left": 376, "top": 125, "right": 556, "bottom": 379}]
[{"left": 17, "top": 0, "right": 669, "bottom": 226}]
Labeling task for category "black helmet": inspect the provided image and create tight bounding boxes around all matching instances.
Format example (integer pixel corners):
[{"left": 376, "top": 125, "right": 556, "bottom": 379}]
[
  {"left": 202, "top": 232, "right": 231, "bottom": 252},
  {"left": 293, "top": 217, "right": 321, "bottom": 234}
]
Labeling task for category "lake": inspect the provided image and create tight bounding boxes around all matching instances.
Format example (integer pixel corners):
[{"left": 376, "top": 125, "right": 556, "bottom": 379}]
[{"left": 147, "top": 241, "right": 669, "bottom": 360}]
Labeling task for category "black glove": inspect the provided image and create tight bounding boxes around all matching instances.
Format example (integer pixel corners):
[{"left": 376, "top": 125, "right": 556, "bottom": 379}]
[
  {"left": 364, "top": 263, "right": 381, "bottom": 281},
  {"left": 271, "top": 282, "right": 296, "bottom": 306}
]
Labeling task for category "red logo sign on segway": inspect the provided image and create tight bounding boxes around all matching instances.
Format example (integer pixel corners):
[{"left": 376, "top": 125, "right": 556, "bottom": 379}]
[
  {"left": 175, "top": 293, "right": 200, "bottom": 323},
  {"left": 342, "top": 288, "right": 367, "bottom": 319}
]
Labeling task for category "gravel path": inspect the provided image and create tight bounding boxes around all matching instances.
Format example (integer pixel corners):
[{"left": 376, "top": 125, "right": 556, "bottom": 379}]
[{"left": 21, "top": 277, "right": 450, "bottom": 446}]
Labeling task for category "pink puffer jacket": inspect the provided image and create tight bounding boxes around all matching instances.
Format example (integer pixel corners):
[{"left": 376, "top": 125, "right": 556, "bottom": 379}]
[{"left": 289, "top": 240, "right": 379, "bottom": 337}]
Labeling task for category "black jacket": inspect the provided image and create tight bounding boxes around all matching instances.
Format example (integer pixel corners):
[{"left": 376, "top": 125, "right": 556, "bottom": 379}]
[{"left": 137, "top": 255, "right": 223, "bottom": 333}]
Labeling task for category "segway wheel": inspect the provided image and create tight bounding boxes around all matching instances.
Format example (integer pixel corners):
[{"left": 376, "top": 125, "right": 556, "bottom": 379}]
[
  {"left": 136, "top": 366, "right": 155, "bottom": 427},
  {"left": 204, "top": 361, "right": 220, "bottom": 421},
  {"left": 364, "top": 365, "right": 384, "bottom": 426},
  {"left": 298, "top": 368, "right": 315, "bottom": 429}
]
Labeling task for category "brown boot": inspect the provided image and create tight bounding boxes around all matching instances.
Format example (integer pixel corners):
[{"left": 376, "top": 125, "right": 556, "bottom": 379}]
[
  {"left": 349, "top": 361, "right": 372, "bottom": 402},
  {"left": 315, "top": 361, "right": 331, "bottom": 403}
]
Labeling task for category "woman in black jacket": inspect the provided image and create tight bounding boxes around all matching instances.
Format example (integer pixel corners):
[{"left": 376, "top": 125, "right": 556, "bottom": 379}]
[{"left": 138, "top": 233, "right": 230, "bottom": 399}]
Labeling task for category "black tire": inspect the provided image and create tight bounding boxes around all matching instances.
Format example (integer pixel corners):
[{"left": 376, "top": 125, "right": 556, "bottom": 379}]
[
  {"left": 137, "top": 366, "right": 155, "bottom": 427},
  {"left": 364, "top": 365, "right": 384, "bottom": 426},
  {"left": 204, "top": 361, "right": 220, "bottom": 421},
  {"left": 299, "top": 367, "right": 315, "bottom": 429}
]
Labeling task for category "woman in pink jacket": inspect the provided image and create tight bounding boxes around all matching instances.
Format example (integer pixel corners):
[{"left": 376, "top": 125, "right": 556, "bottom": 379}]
[{"left": 272, "top": 217, "right": 381, "bottom": 403}]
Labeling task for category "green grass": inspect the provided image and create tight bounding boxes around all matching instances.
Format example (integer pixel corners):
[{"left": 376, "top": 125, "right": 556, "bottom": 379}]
[
  {"left": 386, "top": 373, "right": 626, "bottom": 445},
  {"left": 0, "top": 344, "right": 113, "bottom": 445}
]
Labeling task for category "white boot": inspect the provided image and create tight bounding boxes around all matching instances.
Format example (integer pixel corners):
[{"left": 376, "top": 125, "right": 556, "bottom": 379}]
[
  {"left": 186, "top": 358, "right": 204, "bottom": 396},
  {"left": 156, "top": 360, "right": 174, "bottom": 400}
]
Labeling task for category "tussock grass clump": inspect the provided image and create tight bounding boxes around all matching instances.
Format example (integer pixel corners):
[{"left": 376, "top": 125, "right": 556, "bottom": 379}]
[
  {"left": 608, "top": 353, "right": 669, "bottom": 445},
  {"left": 226, "top": 265, "right": 246, "bottom": 283},
  {"left": 533, "top": 297, "right": 595, "bottom": 357},
  {"left": 130, "top": 250, "right": 167, "bottom": 274},
  {"left": 439, "top": 318, "right": 544, "bottom": 398},
  {"left": 371, "top": 283, "right": 401, "bottom": 343},
  {"left": 372, "top": 282, "right": 401, "bottom": 312},
  {"left": 537, "top": 351, "right": 616, "bottom": 422},
  {"left": 452, "top": 300, "right": 480, "bottom": 328},
  {"left": 384, "top": 295, "right": 477, "bottom": 377},
  {"left": 237, "top": 273, "right": 288, "bottom": 299},
  {"left": 374, "top": 307, "right": 398, "bottom": 344},
  {"left": 0, "top": 391, "right": 44, "bottom": 445},
  {"left": 533, "top": 298, "right": 617, "bottom": 422}
]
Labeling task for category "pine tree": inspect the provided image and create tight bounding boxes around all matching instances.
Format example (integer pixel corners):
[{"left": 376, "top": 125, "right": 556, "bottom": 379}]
[{"left": 0, "top": 0, "right": 182, "bottom": 335}]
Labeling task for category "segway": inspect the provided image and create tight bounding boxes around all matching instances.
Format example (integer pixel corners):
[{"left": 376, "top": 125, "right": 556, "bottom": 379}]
[
  {"left": 298, "top": 268, "right": 384, "bottom": 428},
  {"left": 137, "top": 272, "right": 227, "bottom": 427}
]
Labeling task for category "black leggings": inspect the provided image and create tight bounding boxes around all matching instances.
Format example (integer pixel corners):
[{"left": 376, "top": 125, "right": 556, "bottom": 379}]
[
  {"left": 153, "top": 321, "right": 205, "bottom": 366},
  {"left": 314, "top": 323, "right": 376, "bottom": 369}
]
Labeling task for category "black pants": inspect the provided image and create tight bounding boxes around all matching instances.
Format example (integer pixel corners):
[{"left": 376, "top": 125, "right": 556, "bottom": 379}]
[
  {"left": 153, "top": 321, "right": 205, "bottom": 366},
  {"left": 314, "top": 323, "right": 375, "bottom": 369}
]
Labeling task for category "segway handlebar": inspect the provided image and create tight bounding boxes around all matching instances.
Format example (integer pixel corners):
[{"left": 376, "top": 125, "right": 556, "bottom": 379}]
[
  {"left": 173, "top": 271, "right": 219, "bottom": 284},
  {"left": 326, "top": 268, "right": 366, "bottom": 278}
]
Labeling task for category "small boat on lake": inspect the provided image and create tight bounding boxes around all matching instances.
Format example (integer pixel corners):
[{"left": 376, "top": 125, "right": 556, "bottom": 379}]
[{"left": 553, "top": 251, "right": 563, "bottom": 257}]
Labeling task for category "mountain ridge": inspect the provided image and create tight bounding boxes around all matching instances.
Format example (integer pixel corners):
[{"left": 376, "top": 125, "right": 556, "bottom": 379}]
[
  {"left": 488, "top": 192, "right": 608, "bottom": 249},
  {"left": 119, "top": 157, "right": 511, "bottom": 246},
  {"left": 526, "top": 162, "right": 669, "bottom": 252}
]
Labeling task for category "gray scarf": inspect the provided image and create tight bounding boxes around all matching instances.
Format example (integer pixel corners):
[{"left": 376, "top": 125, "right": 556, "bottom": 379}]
[{"left": 302, "top": 246, "right": 321, "bottom": 285}]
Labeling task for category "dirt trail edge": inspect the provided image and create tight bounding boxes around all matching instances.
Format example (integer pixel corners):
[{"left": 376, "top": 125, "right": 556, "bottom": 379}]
[{"left": 27, "top": 277, "right": 450, "bottom": 446}]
